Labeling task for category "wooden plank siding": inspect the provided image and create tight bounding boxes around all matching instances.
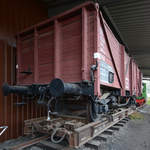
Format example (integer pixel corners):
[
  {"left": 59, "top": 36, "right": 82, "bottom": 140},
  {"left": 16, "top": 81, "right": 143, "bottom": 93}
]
[
  {"left": 0, "top": 41, "right": 47, "bottom": 142},
  {"left": 0, "top": 0, "right": 47, "bottom": 43},
  {"left": 0, "top": 0, "right": 48, "bottom": 142}
]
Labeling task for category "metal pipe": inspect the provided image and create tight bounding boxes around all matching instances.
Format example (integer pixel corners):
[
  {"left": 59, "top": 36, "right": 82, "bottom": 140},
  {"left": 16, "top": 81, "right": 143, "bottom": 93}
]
[{"left": 112, "top": 97, "right": 132, "bottom": 108}]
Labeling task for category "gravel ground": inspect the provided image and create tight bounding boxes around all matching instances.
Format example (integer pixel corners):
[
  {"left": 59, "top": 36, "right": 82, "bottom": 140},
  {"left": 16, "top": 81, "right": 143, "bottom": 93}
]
[
  {"left": 0, "top": 105, "right": 150, "bottom": 150},
  {"left": 104, "top": 104, "right": 150, "bottom": 150}
]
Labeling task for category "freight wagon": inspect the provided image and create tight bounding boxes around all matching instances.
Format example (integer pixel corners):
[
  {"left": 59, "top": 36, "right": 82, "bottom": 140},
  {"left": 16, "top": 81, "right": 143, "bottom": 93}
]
[
  {"left": 14, "top": 3, "right": 141, "bottom": 96},
  {"left": 3, "top": 1, "right": 142, "bottom": 119},
  {"left": 2, "top": 2, "right": 143, "bottom": 146}
]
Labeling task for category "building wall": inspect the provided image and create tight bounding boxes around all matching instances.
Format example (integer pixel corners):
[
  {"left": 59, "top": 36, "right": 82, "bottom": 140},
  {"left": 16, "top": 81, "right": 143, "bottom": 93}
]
[
  {"left": 0, "top": 0, "right": 48, "bottom": 44},
  {"left": 0, "top": 0, "right": 48, "bottom": 142},
  {"left": 0, "top": 41, "right": 47, "bottom": 142}
]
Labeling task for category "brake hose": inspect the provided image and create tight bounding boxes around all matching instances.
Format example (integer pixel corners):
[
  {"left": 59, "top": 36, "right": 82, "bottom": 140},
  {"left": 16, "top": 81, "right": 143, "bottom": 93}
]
[{"left": 51, "top": 128, "right": 67, "bottom": 144}]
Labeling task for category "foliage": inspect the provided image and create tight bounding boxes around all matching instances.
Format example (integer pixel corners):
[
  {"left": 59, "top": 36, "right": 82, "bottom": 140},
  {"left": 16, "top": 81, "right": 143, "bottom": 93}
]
[
  {"left": 146, "top": 100, "right": 150, "bottom": 105},
  {"left": 129, "top": 112, "right": 144, "bottom": 120}
]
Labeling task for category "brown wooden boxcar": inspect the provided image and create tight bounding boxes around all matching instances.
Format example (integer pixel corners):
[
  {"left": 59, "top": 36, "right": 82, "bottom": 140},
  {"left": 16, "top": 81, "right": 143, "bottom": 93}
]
[
  {"left": 16, "top": 2, "right": 142, "bottom": 97},
  {"left": 1, "top": 2, "right": 143, "bottom": 143}
]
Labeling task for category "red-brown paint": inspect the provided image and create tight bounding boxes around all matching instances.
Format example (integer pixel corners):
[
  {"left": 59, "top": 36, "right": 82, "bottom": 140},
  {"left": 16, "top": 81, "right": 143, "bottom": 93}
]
[
  {"left": 34, "top": 28, "right": 39, "bottom": 83},
  {"left": 0, "top": 41, "right": 47, "bottom": 142},
  {"left": 0, "top": 0, "right": 47, "bottom": 43},
  {"left": 82, "top": 7, "right": 88, "bottom": 81},
  {"left": 54, "top": 20, "right": 61, "bottom": 78},
  {"left": 121, "top": 45, "right": 125, "bottom": 96},
  {"left": 16, "top": 2, "right": 142, "bottom": 97},
  {"left": 0, "top": 2, "right": 143, "bottom": 143}
]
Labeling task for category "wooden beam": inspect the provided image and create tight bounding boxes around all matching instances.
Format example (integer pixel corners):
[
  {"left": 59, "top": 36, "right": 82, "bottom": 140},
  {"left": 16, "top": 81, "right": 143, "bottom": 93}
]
[
  {"left": 82, "top": 7, "right": 88, "bottom": 81},
  {"left": 34, "top": 28, "right": 39, "bottom": 83},
  {"left": 54, "top": 19, "right": 61, "bottom": 78}
]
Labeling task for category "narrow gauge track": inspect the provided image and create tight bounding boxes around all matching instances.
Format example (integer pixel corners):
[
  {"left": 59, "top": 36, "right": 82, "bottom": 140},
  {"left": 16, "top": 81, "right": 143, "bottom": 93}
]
[{"left": 5, "top": 107, "right": 135, "bottom": 150}]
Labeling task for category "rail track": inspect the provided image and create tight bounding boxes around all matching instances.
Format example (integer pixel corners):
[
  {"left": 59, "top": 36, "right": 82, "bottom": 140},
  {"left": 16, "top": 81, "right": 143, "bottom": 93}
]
[{"left": 2, "top": 107, "right": 137, "bottom": 150}]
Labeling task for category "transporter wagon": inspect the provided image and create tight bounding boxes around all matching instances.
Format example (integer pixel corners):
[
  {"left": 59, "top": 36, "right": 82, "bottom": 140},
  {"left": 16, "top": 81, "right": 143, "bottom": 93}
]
[{"left": 2, "top": 2, "right": 143, "bottom": 147}]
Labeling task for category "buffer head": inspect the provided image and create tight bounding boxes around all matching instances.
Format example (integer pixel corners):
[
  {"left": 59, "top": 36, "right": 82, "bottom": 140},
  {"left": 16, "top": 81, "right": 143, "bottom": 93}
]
[
  {"left": 49, "top": 78, "right": 64, "bottom": 97},
  {"left": 2, "top": 83, "right": 10, "bottom": 96}
]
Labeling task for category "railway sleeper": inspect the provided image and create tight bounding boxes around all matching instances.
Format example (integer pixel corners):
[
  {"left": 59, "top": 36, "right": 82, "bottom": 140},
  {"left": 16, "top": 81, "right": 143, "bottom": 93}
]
[
  {"left": 122, "top": 118, "right": 130, "bottom": 122},
  {"left": 94, "top": 135, "right": 108, "bottom": 142},
  {"left": 119, "top": 120, "right": 127, "bottom": 124},
  {"left": 102, "top": 130, "right": 114, "bottom": 135},
  {"left": 114, "top": 123, "right": 124, "bottom": 127},
  {"left": 85, "top": 139, "right": 102, "bottom": 150},
  {"left": 39, "top": 140, "right": 67, "bottom": 150},
  {"left": 109, "top": 126, "right": 120, "bottom": 131}
]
